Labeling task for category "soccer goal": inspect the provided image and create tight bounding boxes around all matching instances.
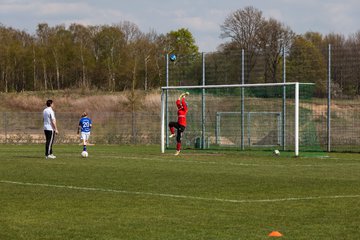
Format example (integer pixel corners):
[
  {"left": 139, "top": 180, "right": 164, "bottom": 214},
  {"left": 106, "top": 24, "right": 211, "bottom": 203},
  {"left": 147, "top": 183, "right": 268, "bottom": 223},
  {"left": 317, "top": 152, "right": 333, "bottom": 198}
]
[{"left": 161, "top": 82, "right": 316, "bottom": 156}]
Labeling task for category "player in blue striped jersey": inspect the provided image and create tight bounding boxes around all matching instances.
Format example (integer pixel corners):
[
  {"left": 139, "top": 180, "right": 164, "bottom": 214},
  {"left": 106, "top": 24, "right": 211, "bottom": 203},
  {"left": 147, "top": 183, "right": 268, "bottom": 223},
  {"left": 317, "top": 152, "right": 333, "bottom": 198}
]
[{"left": 77, "top": 112, "right": 92, "bottom": 152}]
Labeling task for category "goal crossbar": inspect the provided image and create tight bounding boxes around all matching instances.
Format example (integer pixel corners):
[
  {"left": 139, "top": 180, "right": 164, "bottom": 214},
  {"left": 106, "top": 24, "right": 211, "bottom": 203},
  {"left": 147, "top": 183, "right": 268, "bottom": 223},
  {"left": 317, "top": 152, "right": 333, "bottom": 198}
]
[{"left": 161, "top": 82, "right": 314, "bottom": 90}]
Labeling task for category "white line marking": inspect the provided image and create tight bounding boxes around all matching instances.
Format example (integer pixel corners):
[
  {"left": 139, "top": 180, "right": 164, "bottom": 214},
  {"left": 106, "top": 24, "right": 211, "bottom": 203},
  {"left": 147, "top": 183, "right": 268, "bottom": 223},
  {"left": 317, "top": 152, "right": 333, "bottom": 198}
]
[
  {"left": 110, "top": 156, "right": 360, "bottom": 168},
  {"left": 1, "top": 180, "right": 359, "bottom": 204}
]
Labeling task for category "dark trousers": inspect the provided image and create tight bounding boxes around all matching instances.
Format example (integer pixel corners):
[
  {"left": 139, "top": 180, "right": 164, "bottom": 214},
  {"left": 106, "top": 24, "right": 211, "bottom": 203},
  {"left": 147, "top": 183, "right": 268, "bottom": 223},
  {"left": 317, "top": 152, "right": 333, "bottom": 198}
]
[
  {"left": 44, "top": 130, "right": 55, "bottom": 156},
  {"left": 168, "top": 122, "right": 185, "bottom": 143}
]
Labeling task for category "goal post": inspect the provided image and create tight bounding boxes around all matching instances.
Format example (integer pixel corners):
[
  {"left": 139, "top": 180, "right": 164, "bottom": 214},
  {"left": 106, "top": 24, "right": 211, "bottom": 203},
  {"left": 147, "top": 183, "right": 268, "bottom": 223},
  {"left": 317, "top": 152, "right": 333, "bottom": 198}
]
[{"left": 161, "top": 82, "right": 315, "bottom": 157}]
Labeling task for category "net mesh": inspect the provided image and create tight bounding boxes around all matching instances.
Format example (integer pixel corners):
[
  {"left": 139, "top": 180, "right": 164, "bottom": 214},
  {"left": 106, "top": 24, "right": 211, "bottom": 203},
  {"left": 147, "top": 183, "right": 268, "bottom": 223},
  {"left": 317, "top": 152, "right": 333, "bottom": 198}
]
[{"left": 164, "top": 84, "right": 325, "bottom": 155}]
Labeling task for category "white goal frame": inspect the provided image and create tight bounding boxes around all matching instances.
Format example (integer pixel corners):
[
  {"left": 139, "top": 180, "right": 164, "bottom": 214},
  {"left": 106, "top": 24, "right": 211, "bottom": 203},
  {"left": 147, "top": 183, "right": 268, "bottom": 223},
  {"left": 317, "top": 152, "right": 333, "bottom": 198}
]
[{"left": 161, "top": 82, "right": 313, "bottom": 157}]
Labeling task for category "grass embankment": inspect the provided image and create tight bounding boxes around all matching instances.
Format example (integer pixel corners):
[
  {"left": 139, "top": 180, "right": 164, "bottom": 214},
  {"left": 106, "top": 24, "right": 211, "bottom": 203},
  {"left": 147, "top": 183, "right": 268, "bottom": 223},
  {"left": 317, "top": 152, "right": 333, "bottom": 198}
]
[{"left": 0, "top": 89, "right": 161, "bottom": 113}]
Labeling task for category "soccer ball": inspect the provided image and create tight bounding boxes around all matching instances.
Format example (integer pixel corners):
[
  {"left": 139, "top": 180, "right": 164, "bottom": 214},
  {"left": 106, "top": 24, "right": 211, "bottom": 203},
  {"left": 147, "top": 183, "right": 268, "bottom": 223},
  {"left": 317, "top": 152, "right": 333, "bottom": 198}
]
[
  {"left": 81, "top": 151, "right": 88, "bottom": 158},
  {"left": 169, "top": 54, "right": 176, "bottom": 61},
  {"left": 273, "top": 149, "right": 280, "bottom": 156}
]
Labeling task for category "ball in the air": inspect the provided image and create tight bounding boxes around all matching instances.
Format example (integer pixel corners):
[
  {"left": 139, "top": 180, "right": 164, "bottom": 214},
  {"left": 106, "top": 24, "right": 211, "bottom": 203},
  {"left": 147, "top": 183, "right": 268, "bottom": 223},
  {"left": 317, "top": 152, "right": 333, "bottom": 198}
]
[
  {"left": 81, "top": 151, "right": 88, "bottom": 158},
  {"left": 169, "top": 54, "right": 177, "bottom": 61},
  {"left": 273, "top": 149, "right": 280, "bottom": 156}
]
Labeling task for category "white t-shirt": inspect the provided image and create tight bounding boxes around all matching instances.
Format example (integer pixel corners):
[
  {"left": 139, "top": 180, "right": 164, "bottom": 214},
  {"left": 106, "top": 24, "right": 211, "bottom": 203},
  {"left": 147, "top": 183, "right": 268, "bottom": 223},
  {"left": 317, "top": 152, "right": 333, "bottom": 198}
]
[{"left": 43, "top": 107, "right": 56, "bottom": 131}]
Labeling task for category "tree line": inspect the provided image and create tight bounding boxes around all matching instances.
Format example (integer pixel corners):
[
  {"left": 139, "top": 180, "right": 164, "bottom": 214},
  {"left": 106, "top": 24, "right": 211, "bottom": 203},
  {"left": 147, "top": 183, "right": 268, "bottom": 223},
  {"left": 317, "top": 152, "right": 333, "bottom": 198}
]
[
  {"left": 1, "top": 6, "right": 360, "bottom": 97},
  {"left": 219, "top": 6, "right": 360, "bottom": 97},
  {"left": 0, "top": 21, "right": 198, "bottom": 92}
]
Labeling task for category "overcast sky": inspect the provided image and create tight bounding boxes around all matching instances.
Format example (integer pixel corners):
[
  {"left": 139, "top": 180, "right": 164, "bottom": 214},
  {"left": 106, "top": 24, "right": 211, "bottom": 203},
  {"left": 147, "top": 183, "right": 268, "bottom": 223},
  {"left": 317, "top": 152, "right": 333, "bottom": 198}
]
[{"left": 0, "top": 0, "right": 359, "bottom": 52}]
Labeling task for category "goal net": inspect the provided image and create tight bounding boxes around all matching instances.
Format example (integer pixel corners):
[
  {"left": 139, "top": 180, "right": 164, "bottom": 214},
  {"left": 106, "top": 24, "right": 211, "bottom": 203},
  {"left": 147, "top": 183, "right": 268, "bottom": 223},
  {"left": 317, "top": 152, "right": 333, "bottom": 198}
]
[
  {"left": 215, "top": 111, "right": 282, "bottom": 147},
  {"left": 161, "top": 83, "right": 318, "bottom": 156}
]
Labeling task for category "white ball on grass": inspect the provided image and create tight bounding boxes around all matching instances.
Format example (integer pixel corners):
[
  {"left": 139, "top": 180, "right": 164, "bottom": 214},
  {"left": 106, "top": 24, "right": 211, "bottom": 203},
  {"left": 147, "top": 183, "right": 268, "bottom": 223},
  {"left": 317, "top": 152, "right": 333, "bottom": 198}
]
[{"left": 81, "top": 151, "right": 88, "bottom": 158}]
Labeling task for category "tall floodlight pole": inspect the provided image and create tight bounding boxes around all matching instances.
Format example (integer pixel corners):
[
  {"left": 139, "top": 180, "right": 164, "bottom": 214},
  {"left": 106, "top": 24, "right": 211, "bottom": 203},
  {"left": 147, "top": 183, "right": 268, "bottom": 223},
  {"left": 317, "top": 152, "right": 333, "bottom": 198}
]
[
  {"left": 327, "top": 44, "right": 331, "bottom": 152},
  {"left": 201, "top": 52, "right": 206, "bottom": 149},
  {"left": 241, "top": 49, "right": 245, "bottom": 150}
]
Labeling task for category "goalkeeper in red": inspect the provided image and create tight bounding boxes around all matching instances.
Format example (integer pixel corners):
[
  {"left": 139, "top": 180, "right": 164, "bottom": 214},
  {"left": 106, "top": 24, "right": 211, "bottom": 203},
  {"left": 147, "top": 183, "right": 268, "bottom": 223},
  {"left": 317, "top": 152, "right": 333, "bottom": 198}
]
[{"left": 169, "top": 92, "right": 189, "bottom": 156}]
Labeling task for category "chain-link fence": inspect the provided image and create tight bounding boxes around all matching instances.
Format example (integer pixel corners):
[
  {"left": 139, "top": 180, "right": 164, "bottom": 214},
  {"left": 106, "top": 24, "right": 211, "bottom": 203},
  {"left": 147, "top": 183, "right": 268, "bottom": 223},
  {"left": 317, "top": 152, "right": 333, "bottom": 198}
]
[
  {"left": 165, "top": 46, "right": 360, "bottom": 153},
  {"left": 0, "top": 112, "right": 160, "bottom": 145},
  {"left": 1, "top": 45, "right": 360, "bottom": 152}
]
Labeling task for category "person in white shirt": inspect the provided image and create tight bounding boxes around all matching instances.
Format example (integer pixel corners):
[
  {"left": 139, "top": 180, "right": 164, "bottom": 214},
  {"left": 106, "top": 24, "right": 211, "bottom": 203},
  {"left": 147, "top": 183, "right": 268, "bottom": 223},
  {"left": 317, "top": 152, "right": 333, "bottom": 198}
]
[{"left": 43, "top": 99, "right": 59, "bottom": 159}]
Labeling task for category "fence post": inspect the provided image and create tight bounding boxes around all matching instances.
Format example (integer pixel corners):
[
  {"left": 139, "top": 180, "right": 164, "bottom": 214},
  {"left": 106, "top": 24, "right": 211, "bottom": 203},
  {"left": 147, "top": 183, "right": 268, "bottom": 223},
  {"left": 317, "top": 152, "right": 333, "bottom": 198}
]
[
  {"left": 165, "top": 54, "right": 169, "bottom": 148},
  {"left": 295, "top": 82, "right": 299, "bottom": 157},
  {"left": 201, "top": 52, "right": 206, "bottom": 149},
  {"left": 282, "top": 45, "right": 286, "bottom": 151},
  {"left": 4, "top": 112, "right": 7, "bottom": 144},
  {"left": 241, "top": 49, "right": 245, "bottom": 150},
  {"left": 132, "top": 111, "right": 136, "bottom": 144},
  {"left": 161, "top": 90, "right": 166, "bottom": 153},
  {"left": 327, "top": 44, "right": 331, "bottom": 152}
]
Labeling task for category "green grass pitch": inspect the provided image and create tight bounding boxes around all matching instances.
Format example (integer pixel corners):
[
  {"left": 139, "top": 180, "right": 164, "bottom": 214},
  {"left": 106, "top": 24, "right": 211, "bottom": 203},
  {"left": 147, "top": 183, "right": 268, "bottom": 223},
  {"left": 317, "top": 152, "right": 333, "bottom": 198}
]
[{"left": 0, "top": 144, "right": 359, "bottom": 239}]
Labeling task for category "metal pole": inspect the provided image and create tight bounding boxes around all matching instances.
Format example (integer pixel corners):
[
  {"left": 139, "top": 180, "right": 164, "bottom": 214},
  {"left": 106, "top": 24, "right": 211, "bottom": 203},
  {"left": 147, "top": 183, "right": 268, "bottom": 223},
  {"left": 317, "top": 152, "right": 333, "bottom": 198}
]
[
  {"left": 165, "top": 54, "right": 169, "bottom": 148},
  {"left": 295, "top": 82, "right": 299, "bottom": 157},
  {"left": 241, "top": 49, "right": 245, "bottom": 150},
  {"left": 132, "top": 111, "right": 136, "bottom": 144},
  {"left": 201, "top": 52, "right": 206, "bottom": 149},
  {"left": 3, "top": 112, "right": 7, "bottom": 144},
  {"left": 215, "top": 113, "right": 219, "bottom": 145},
  {"left": 327, "top": 44, "right": 331, "bottom": 152},
  {"left": 277, "top": 113, "right": 281, "bottom": 145},
  {"left": 282, "top": 45, "right": 286, "bottom": 151},
  {"left": 161, "top": 90, "right": 165, "bottom": 153},
  {"left": 247, "top": 112, "right": 251, "bottom": 146}
]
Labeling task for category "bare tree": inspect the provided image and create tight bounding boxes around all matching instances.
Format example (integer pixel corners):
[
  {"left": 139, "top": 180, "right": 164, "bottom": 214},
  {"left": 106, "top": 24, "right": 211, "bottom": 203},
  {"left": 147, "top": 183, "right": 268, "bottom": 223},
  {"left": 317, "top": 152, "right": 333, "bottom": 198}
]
[
  {"left": 36, "top": 23, "right": 50, "bottom": 90},
  {"left": 259, "top": 18, "right": 294, "bottom": 82},
  {"left": 116, "top": 22, "right": 144, "bottom": 142},
  {"left": 93, "top": 25, "right": 125, "bottom": 91},
  {"left": 324, "top": 33, "right": 346, "bottom": 94},
  {"left": 220, "top": 6, "right": 266, "bottom": 82},
  {"left": 344, "top": 32, "right": 360, "bottom": 95},
  {"left": 70, "top": 24, "right": 94, "bottom": 88}
]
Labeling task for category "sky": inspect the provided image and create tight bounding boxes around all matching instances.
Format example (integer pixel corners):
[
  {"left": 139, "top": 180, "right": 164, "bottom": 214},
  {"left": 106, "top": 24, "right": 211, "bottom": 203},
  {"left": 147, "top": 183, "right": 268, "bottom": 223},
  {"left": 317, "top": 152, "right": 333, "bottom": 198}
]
[{"left": 0, "top": 0, "right": 359, "bottom": 52}]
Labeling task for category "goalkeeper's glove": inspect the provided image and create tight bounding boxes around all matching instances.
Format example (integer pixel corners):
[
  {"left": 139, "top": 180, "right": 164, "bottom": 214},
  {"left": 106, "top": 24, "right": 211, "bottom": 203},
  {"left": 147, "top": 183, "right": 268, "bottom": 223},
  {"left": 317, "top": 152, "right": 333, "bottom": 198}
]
[{"left": 179, "top": 92, "right": 189, "bottom": 99}]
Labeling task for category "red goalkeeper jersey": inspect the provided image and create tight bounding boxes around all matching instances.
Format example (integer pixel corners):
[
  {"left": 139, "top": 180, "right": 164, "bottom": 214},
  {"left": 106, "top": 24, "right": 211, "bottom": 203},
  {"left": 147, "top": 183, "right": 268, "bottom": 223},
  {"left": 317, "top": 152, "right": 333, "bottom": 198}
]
[{"left": 176, "top": 98, "right": 188, "bottom": 127}]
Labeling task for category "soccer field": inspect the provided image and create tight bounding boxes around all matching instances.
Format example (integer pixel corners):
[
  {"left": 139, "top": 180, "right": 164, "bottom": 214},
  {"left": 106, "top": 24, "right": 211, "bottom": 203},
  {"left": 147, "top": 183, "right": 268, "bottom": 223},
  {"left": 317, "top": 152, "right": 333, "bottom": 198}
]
[{"left": 0, "top": 145, "right": 359, "bottom": 239}]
